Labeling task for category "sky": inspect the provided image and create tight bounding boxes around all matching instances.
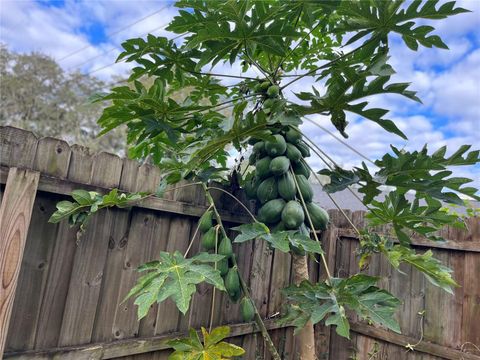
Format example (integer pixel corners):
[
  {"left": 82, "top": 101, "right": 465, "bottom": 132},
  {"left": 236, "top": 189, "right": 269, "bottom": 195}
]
[{"left": 1, "top": 0, "right": 479, "bottom": 188}]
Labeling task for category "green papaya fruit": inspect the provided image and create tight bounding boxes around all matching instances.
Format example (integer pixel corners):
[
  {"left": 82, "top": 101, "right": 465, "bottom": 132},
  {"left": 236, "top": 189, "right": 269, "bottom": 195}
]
[
  {"left": 201, "top": 228, "right": 217, "bottom": 250},
  {"left": 255, "top": 156, "right": 272, "bottom": 179},
  {"left": 257, "top": 198, "right": 286, "bottom": 224},
  {"left": 260, "top": 81, "right": 270, "bottom": 91},
  {"left": 244, "top": 176, "right": 260, "bottom": 199},
  {"left": 216, "top": 258, "right": 229, "bottom": 276},
  {"left": 198, "top": 210, "right": 213, "bottom": 233},
  {"left": 267, "top": 85, "right": 280, "bottom": 97},
  {"left": 263, "top": 98, "right": 275, "bottom": 111},
  {"left": 281, "top": 201, "right": 305, "bottom": 230},
  {"left": 240, "top": 297, "right": 255, "bottom": 322},
  {"left": 219, "top": 236, "right": 233, "bottom": 258},
  {"left": 277, "top": 172, "right": 296, "bottom": 201},
  {"left": 293, "top": 160, "right": 310, "bottom": 178},
  {"left": 285, "top": 127, "right": 302, "bottom": 144},
  {"left": 271, "top": 221, "right": 286, "bottom": 233},
  {"left": 295, "top": 174, "right": 313, "bottom": 202},
  {"left": 264, "top": 134, "right": 287, "bottom": 156},
  {"left": 257, "top": 177, "right": 278, "bottom": 204},
  {"left": 225, "top": 267, "right": 241, "bottom": 300},
  {"left": 286, "top": 143, "right": 302, "bottom": 162},
  {"left": 253, "top": 141, "right": 265, "bottom": 155},
  {"left": 248, "top": 152, "right": 257, "bottom": 165},
  {"left": 305, "top": 203, "right": 329, "bottom": 230},
  {"left": 296, "top": 141, "right": 311, "bottom": 157},
  {"left": 269, "top": 156, "right": 290, "bottom": 176}
]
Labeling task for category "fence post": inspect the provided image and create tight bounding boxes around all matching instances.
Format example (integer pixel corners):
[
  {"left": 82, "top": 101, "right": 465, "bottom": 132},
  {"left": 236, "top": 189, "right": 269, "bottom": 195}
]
[{"left": 0, "top": 168, "right": 39, "bottom": 356}]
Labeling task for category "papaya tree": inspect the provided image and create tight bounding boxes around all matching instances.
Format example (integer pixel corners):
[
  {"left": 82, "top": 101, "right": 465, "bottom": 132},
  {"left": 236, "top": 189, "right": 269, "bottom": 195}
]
[{"left": 50, "top": 1, "right": 479, "bottom": 359}]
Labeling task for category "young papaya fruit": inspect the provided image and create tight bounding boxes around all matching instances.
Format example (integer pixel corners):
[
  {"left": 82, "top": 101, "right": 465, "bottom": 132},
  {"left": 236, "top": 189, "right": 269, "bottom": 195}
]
[
  {"left": 277, "top": 172, "right": 296, "bottom": 201},
  {"left": 225, "top": 267, "right": 241, "bottom": 300},
  {"left": 286, "top": 143, "right": 302, "bottom": 162},
  {"left": 267, "top": 85, "right": 280, "bottom": 98},
  {"left": 269, "top": 156, "right": 290, "bottom": 176},
  {"left": 255, "top": 156, "right": 272, "bottom": 179},
  {"left": 296, "top": 140, "right": 311, "bottom": 157},
  {"left": 216, "top": 258, "right": 229, "bottom": 276},
  {"left": 198, "top": 210, "right": 213, "bottom": 233},
  {"left": 201, "top": 228, "right": 217, "bottom": 250},
  {"left": 265, "top": 134, "right": 287, "bottom": 156},
  {"left": 295, "top": 174, "right": 313, "bottom": 202},
  {"left": 252, "top": 141, "right": 265, "bottom": 156},
  {"left": 240, "top": 297, "right": 255, "bottom": 322},
  {"left": 292, "top": 160, "right": 310, "bottom": 178},
  {"left": 281, "top": 201, "right": 305, "bottom": 230},
  {"left": 257, "top": 177, "right": 278, "bottom": 204},
  {"left": 219, "top": 236, "right": 233, "bottom": 258},
  {"left": 257, "top": 198, "right": 286, "bottom": 224},
  {"left": 285, "top": 127, "right": 302, "bottom": 144},
  {"left": 305, "top": 202, "right": 329, "bottom": 230},
  {"left": 244, "top": 176, "right": 260, "bottom": 199}
]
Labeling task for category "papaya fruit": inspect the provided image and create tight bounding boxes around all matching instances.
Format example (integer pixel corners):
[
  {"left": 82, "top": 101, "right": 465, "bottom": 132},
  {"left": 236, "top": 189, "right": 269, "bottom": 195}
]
[
  {"left": 265, "top": 134, "right": 287, "bottom": 156},
  {"left": 267, "top": 85, "right": 280, "bottom": 98},
  {"left": 285, "top": 127, "right": 302, "bottom": 144},
  {"left": 248, "top": 152, "right": 257, "bottom": 165},
  {"left": 219, "top": 236, "right": 233, "bottom": 258},
  {"left": 286, "top": 143, "right": 302, "bottom": 162},
  {"left": 252, "top": 141, "right": 265, "bottom": 156},
  {"left": 305, "top": 202, "right": 329, "bottom": 230},
  {"left": 240, "top": 297, "right": 255, "bottom": 322},
  {"left": 244, "top": 176, "right": 260, "bottom": 199},
  {"left": 198, "top": 210, "right": 213, "bottom": 233},
  {"left": 257, "top": 177, "right": 278, "bottom": 204},
  {"left": 263, "top": 98, "right": 275, "bottom": 112},
  {"left": 293, "top": 160, "right": 310, "bottom": 178},
  {"left": 271, "top": 221, "right": 286, "bottom": 233},
  {"left": 269, "top": 156, "right": 290, "bottom": 176},
  {"left": 201, "top": 228, "right": 217, "bottom": 250},
  {"left": 255, "top": 156, "right": 272, "bottom": 179},
  {"left": 281, "top": 201, "right": 305, "bottom": 230},
  {"left": 296, "top": 140, "right": 311, "bottom": 157},
  {"left": 295, "top": 174, "right": 313, "bottom": 202},
  {"left": 260, "top": 81, "right": 270, "bottom": 91},
  {"left": 277, "top": 172, "right": 296, "bottom": 201},
  {"left": 257, "top": 198, "right": 286, "bottom": 224},
  {"left": 216, "top": 258, "right": 229, "bottom": 276},
  {"left": 225, "top": 267, "right": 241, "bottom": 300}
]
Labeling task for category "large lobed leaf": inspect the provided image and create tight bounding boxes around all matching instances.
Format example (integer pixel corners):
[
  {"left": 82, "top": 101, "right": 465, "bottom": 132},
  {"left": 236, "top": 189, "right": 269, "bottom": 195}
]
[
  {"left": 126, "top": 251, "right": 226, "bottom": 318},
  {"left": 281, "top": 274, "right": 401, "bottom": 338}
]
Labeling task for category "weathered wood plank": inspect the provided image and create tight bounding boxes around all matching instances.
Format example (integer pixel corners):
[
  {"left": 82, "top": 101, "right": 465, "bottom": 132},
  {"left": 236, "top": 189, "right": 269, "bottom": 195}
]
[
  {"left": 3, "top": 320, "right": 291, "bottom": 360},
  {"left": 32, "top": 137, "right": 72, "bottom": 178},
  {"left": 0, "top": 166, "right": 251, "bottom": 225},
  {"left": 58, "top": 153, "right": 123, "bottom": 346},
  {"left": 0, "top": 126, "right": 38, "bottom": 168},
  {"left": 350, "top": 322, "right": 480, "bottom": 360},
  {"left": 0, "top": 168, "right": 39, "bottom": 356}
]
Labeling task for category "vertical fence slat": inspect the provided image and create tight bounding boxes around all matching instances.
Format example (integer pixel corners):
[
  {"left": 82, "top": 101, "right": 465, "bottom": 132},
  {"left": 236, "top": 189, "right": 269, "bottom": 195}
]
[
  {"left": 58, "top": 153, "right": 123, "bottom": 346},
  {"left": 0, "top": 168, "right": 39, "bottom": 357},
  {"left": 0, "top": 127, "right": 38, "bottom": 168}
]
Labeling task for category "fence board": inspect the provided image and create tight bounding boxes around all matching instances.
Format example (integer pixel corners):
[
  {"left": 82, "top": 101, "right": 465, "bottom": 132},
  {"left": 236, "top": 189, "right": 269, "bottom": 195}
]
[{"left": 0, "top": 168, "right": 39, "bottom": 356}]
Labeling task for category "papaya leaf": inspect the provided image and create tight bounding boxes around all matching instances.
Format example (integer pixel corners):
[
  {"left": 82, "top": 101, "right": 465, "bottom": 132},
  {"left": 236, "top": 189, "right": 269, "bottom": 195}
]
[
  {"left": 167, "top": 326, "right": 245, "bottom": 360},
  {"left": 232, "top": 222, "right": 270, "bottom": 243},
  {"left": 282, "top": 275, "right": 400, "bottom": 338},
  {"left": 126, "top": 251, "right": 226, "bottom": 318}
]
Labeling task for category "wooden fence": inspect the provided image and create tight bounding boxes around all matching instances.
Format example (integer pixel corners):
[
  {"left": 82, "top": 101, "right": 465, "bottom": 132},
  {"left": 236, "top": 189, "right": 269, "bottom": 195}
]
[{"left": 0, "top": 126, "right": 479, "bottom": 360}]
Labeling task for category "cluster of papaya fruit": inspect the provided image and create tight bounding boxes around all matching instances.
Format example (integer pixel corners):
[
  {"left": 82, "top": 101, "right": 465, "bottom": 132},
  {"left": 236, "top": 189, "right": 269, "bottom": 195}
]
[
  {"left": 244, "top": 126, "right": 329, "bottom": 254},
  {"left": 198, "top": 209, "right": 255, "bottom": 321}
]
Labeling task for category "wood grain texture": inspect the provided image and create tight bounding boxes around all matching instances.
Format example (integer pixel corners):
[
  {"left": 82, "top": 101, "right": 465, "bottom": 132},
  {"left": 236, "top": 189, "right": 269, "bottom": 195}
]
[{"left": 0, "top": 168, "right": 39, "bottom": 356}]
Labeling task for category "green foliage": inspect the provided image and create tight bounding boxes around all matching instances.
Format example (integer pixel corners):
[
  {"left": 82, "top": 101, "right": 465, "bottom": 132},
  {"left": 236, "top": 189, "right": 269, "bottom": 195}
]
[
  {"left": 359, "top": 232, "right": 458, "bottom": 294},
  {"left": 232, "top": 223, "right": 323, "bottom": 256},
  {"left": 281, "top": 274, "right": 401, "bottom": 338},
  {"left": 49, "top": 189, "right": 146, "bottom": 239},
  {"left": 125, "top": 251, "right": 226, "bottom": 318},
  {"left": 167, "top": 326, "right": 245, "bottom": 360}
]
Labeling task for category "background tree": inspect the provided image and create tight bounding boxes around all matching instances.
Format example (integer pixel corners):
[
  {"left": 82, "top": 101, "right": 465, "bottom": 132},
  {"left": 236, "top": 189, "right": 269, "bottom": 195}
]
[
  {"left": 50, "top": 1, "right": 480, "bottom": 359},
  {"left": 0, "top": 45, "right": 126, "bottom": 153}
]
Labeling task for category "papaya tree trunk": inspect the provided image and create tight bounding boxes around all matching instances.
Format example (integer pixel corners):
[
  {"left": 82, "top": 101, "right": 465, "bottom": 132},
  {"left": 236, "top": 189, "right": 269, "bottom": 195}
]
[{"left": 292, "top": 254, "right": 316, "bottom": 360}]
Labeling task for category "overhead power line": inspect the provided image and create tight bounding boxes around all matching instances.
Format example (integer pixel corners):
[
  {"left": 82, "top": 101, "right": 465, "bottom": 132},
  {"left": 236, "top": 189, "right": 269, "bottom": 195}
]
[{"left": 57, "top": 5, "right": 170, "bottom": 62}]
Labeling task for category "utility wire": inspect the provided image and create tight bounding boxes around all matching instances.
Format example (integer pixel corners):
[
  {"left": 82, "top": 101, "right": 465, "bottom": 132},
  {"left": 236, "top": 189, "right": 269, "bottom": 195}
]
[
  {"left": 303, "top": 115, "right": 377, "bottom": 167},
  {"left": 57, "top": 5, "right": 170, "bottom": 62}
]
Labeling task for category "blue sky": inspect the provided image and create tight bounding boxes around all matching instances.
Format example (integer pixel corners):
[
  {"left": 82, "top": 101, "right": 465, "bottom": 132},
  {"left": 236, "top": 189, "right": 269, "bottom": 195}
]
[{"left": 1, "top": 0, "right": 479, "bottom": 187}]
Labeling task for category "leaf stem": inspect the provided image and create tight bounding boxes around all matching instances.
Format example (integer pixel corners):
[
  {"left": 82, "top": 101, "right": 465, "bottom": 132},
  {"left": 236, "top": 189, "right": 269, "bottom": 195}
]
[
  {"left": 202, "top": 183, "right": 281, "bottom": 360},
  {"left": 184, "top": 204, "right": 213, "bottom": 257},
  {"left": 206, "top": 186, "right": 258, "bottom": 222}
]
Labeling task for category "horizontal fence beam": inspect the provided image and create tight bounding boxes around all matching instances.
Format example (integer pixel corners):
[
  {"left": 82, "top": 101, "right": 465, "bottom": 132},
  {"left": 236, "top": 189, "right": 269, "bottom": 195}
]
[
  {"left": 3, "top": 319, "right": 289, "bottom": 359},
  {"left": 337, "top": 228, "right": 480, "bottom": 253},
  {"left": 0, "top": 166, "right": 251, "bottom": 225},
  {"left": 350, "top": 322, "right": 480, "bottom": 360}
]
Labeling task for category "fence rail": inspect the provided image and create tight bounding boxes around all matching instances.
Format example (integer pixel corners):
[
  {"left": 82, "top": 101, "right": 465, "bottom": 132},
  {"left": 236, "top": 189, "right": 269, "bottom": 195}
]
[{"left": 1, "top": 126, "right": 479, "bottom": 359}]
